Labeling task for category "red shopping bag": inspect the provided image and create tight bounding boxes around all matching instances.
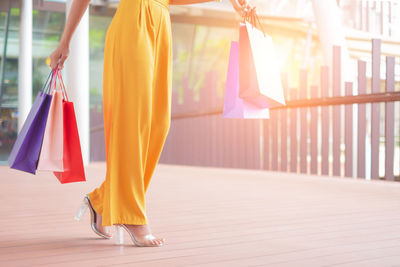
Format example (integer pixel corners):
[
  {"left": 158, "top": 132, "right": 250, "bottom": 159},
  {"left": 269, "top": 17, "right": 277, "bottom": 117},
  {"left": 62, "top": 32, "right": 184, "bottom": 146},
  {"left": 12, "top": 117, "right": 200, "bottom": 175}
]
[
  {"left": 53, "top": 70, "right": 86, "bottom": 184},
  {"left": 238, "top": 11, "right": 285, "bottom": 108}
]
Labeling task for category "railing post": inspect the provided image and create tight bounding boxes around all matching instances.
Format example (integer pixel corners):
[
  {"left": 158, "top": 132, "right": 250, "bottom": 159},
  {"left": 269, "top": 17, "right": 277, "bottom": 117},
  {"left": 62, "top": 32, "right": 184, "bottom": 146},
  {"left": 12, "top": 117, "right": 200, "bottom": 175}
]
[
  {"left": 290, "top": 89, "right": 298, "bottom": 173},
  {"left": 332, "top": 46, "right": 341, "bottom": 177},
  {"left": 321, "top": 66, "right": 330, "bottom": 176},
  {"left": 345, "top": 82, "right": 353, "bottom": 177},
  {"left": 371, "top": 39, "right": 381, "bottom": 180},
  {"left": 300, "top": 69, "right": 308, "bottom": 174},
  {"left": 385, "top": 56, "right": 395, "bottom": 181},
  {"left": 357, "top": 60, "right": 367, "bottom": 179},
  {"left": 310, "top": 85, "right": 318, "bottom": 175}
]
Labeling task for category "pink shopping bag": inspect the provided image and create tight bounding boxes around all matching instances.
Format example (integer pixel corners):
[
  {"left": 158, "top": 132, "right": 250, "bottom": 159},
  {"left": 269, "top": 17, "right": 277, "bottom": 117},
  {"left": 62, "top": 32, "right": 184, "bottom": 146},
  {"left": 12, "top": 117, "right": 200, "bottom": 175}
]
[
  {"left": 53, "top": 70, "right": 86, "bottom": 184},
  {"left": 37, "top": 80, "right": 64, "bottom": 172},
  {"left": 239, "top": 20, "right": 286, "bottom": 109},
  {"left": 223, "top": 41, "right": 270, "bottom": 119}
]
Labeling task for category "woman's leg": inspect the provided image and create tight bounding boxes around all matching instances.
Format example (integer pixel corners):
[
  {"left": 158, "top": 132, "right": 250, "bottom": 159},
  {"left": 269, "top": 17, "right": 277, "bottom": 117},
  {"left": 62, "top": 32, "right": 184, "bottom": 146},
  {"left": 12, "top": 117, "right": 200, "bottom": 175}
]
[
  {"left": 87, "top": 18, "right": 116, "bottom": 234},
  {"left": 88, "top": 0, "right": 171, "bottom": 246},
  {"left": 108, "top": 0, "right": 170, "bottom": 246},
  {"left": 143, "top": 6, "right": 173, "bottom": 194}
]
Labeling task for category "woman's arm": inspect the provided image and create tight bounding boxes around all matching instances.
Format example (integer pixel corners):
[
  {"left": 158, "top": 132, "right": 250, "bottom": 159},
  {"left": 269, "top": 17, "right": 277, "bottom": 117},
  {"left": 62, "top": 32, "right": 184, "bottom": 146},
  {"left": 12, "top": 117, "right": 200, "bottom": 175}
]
[
  {"left": 49, "top": 0, "right": 91, "bottom": 70},
  {"left": 170, "top": 0, "right": 216, "bottom": 4},
  {"left": 170, "top": 0, "right": 250, "bottom": 16}
]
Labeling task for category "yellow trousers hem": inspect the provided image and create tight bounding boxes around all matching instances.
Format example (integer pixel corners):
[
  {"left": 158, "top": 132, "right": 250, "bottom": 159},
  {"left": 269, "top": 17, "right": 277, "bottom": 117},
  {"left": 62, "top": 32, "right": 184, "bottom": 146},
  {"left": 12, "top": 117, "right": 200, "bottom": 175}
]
[
  {"left": 88, "top": 190, "right": 149, "bottom": 226},
  {"left": 109, "top": 219, "right": 149, "bottom": 226}
]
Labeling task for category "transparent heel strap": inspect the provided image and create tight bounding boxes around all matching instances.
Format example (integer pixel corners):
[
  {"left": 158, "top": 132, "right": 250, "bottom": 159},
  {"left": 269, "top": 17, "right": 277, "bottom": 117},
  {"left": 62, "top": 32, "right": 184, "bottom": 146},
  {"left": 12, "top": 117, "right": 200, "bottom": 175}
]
[
  {"left": 74, "top": 200, "right": 88, "bottom": 221},
  {"left": 114, "top": 225, "right": 124, "bottom": 245}
]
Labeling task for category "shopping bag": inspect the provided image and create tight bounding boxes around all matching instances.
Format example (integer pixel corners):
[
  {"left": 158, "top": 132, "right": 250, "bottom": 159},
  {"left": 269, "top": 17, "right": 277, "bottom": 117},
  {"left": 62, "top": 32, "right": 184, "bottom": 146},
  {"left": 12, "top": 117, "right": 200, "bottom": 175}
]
[
  {"left": 7, "top": 71, "right": 55, "bottom": 174},
  {"left": 223, "top": 41, "right": 270, "bottom": 119},
  {"left": 37, "top": 76, "right": 65, "bottom": 171},
  {"left": 239, "top": 20, "right": 285, "bottom": 108},
  {"left": 53, "top": 71, "right": 86, "bottom": 183}
]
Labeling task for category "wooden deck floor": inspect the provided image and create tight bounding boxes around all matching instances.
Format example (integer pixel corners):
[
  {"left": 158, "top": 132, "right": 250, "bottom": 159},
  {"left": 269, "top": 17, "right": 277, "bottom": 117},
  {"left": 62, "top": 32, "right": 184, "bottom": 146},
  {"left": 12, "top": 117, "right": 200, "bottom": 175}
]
[{"left": 1, "top": 163, "right": 400, "bottom": 267}]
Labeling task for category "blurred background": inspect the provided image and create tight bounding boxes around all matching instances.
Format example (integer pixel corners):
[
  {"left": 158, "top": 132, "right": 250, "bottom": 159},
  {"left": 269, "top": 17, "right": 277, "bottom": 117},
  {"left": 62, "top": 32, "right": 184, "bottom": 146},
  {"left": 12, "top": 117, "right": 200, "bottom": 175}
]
[{"left": 0, "top": 0, "right": 399, "bottom": 180}]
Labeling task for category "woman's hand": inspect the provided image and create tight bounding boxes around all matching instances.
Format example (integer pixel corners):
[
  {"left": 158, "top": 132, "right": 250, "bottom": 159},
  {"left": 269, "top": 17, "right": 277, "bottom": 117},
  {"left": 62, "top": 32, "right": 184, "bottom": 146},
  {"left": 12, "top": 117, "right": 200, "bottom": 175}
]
[
  {"left": 229, "top": 0, "right": 251, "bottom": 17},
  {"left": 49, "top": 42, "right": 70, "bottom": 70}
]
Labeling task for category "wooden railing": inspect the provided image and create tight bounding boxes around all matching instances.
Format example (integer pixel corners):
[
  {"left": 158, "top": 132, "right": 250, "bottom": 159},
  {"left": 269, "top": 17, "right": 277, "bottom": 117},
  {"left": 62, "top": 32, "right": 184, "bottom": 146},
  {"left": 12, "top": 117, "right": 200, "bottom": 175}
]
[
  {"left": 90, "top": 38, "right": 399, "bottom": 181},
  {"left": 159, "top": 38, "right": 399, "bottom": 181},
  {"left": 341, "top": 0, "right": 400, "bottom": 38}
]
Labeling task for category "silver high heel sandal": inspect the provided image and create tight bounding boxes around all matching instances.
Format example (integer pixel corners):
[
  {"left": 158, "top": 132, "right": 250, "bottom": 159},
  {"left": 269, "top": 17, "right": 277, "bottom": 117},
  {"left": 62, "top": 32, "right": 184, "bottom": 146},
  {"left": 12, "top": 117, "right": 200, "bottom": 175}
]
[
  {"left": 74, "top": 194, "right": 112, "bottom": 239},
  {"left": 115, "top": 224, "right": 165, "bottom": 247}
]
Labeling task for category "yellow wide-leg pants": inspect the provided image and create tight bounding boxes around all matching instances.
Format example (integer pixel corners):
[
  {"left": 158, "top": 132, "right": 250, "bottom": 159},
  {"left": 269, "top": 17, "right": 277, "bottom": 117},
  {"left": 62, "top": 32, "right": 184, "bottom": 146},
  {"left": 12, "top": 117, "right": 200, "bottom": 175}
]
[{"left": 88, "top": 0, "right": 172, "bottom": 226}]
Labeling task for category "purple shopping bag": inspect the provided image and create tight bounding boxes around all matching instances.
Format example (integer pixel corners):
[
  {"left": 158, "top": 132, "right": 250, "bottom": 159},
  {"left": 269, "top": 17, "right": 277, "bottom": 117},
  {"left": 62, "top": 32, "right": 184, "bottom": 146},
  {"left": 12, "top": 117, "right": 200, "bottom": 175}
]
[
  {"left": 8, "top": 71, "right": 55, "bottom": 174},
  {"left": 223, "top": 41, "right": 270, "bottom": 119}
]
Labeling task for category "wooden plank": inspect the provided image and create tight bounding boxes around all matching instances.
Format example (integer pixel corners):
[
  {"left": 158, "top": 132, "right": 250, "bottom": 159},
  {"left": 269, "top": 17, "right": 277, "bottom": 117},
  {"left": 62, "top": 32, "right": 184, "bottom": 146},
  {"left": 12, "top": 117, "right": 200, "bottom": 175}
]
[
  {"left": 385, "top": 56, "right": 395, "bottom": 181},
  {"left": 290, "top": 89, "right": 298, "bottom": 173},
  {"left": 2, "top": 164, "right": 400, "bottom": 266},
  {"left": 218, "top": 115, "right": 224, "bottom": 167},
  {"left": 237, "top": 120, "right": 246, "bottom": 169},
  {"left": 244, "top": 119, "right": 252, "bottom": 169},
  {"left": 184, "top": 85, "right": 196, "bottom": 166},
  {"left": 252, "top": 119, "right": 261, "bottom": 169},
  {"left": 332, "top": 46, "right": 341, "bottom": 177},
  {"left": 280, "top": 74, "right": 289, "bottom": 172},
  {"left": 263, "top": 119, "right": 270, "bottom": 170},
  {"left": 172, "top": 118, "right": 179, "bottom": 164},
  {"left": 211, "top": 73, "right": 220, "bottom": 167},
  {"left": 222, "top": 116, "right": 230, "bottom": 168},
  {"left": 344, "top": 82, "right": 353, "bottom": 178},
  {"left": 299, "top": 69, "right": 308, "bottom": 174},
  {"left": 271, "top": 109, "right": 278, "bottom": 171},
  {"left": 233, "top": 119, "right": 241, "bottom": 168},
  {"left": 280, "top": 109, "right": 287, "bottom": 172},
  {"left": 214, "top": 87, "right": 223, "bottom": 168},
  {"left": 321, "top": 66, "right": 330, "bottom": 176},
  {"left": 310, "top": 85, "right": 318, "bottom": 175},
  {"left": 170, "top": 91, "right": 180, "bottom": 163},
  {"left": 357, "top": 60, "right": 367, "bottom": 179},
  {"left": 269, "top": 92, "right": 400, "bottom": 108},
  {"left": 371, "top": 39, "right": 381, "bottom": 180},
  {"left": 208, "top": 71, "right": 218, "bottom": 167},
  {"left": 199, "top": 75, "right": 209, "bottom": 166},
  {"left": 172, "top": 91, "right": 400, "bottom": 119}
]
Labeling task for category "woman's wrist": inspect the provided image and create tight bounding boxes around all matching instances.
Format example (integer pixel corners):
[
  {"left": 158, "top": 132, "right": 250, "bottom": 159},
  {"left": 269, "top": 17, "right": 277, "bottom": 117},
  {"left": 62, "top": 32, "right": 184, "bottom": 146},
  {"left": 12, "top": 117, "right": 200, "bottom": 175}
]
[{"left": 59, "top": 35, "right": 71, "bottom": 49}]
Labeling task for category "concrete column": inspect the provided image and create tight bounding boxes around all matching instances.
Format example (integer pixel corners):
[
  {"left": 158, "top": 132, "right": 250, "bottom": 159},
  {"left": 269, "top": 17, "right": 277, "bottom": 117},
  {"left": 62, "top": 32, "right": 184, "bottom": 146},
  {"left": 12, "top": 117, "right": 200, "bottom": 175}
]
[
  {"left": 18, "top": 0, "right": 32, "bottom": 132},
  {"left": 65, "top": 0, "right": 90, "bottom": 165}
]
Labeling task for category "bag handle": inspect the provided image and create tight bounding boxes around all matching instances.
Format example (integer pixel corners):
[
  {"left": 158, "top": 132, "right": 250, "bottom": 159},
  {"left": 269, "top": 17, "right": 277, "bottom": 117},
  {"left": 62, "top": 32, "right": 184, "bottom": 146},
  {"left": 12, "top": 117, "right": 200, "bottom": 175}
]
[
  {"left": 50, "top": 68, "right": 59, "bottom": 94},
  {"left": 42, "top": 69, "right": 57, "bottom": 94},
  {"left": 56, "top": 69, "right": 69, "bottom": 102},
  {"left": 243, "top": 6, "right": 266, "bottom": 37},
  {"left": 47, "top": 68, "right": 69, "bottom": 101}
]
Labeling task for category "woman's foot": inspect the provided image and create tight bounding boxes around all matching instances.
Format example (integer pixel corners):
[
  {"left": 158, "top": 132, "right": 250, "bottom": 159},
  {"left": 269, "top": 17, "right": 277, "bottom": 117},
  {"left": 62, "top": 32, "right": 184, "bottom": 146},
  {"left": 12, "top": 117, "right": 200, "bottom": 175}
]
[
  {"left": 95, "top": 212, "right": 112, "bottom": 238},
  {"left": 124, "top": 224, "right": 165, "bottom": 246},
  {"left": 84, "top": 195, "right": 112, "bottom": 239},
  {"left": 75, "top": 195, "right": 112, "bottom": 239}
]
